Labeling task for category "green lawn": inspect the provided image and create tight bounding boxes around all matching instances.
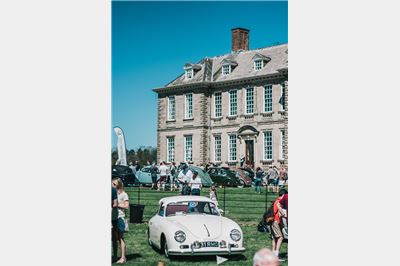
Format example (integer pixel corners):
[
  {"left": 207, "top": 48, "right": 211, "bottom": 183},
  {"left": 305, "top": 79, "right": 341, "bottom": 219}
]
[{"left": 114, "top": 187, "right": 288, "bottom": 266}]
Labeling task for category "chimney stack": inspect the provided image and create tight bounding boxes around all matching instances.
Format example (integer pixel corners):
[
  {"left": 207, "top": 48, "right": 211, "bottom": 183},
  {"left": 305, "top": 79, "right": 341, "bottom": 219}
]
[{"left": 231, "top": 28, "right": 249, "bottom": 52}]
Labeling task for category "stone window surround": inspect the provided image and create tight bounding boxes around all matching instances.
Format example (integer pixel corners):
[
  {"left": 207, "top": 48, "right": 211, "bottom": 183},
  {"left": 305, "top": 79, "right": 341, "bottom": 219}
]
[
  {"left": 245, "top": 87, "right": 254, "bottom": 115},
  {"left": 184, "top": 135, "right": 193, "bottom": 162},
  {"left": 263, "top": 84, "right": 273, "bottom": 113},
  {"left": 263, "top": 130, "right": 273, "bottom": 161},
  {"left": 167, "top": 95, "right": 176, "bottom": 121},
  {"left": 184, "top": 93, "right": 193, "bottom": 119},
  {"left": 228, "top": 89, "right": 238, "bottom": 116},
  {"left": 213, "top": 91, "right": 222, "bottom": 118},
  {"left": 213, "top": 134, "right": 222, "bottom": 163},
  {"left": 228, "top": 133, "right": 237, "bottom": 162},
  {"left": 166, "top": 136, "right": 175, "bottom": 163}
]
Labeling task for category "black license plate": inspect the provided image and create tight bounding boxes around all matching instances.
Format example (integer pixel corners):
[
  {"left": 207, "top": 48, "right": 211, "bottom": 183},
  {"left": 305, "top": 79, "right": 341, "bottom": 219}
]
[{"left": 201, "top": 241, "right": 218, "bottom": 247}]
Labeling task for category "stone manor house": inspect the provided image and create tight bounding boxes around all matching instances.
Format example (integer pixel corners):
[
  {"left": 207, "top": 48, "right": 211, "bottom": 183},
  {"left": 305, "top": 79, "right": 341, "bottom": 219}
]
[{"left": 153, "top": 28, "right": 288, "bottom": 170}]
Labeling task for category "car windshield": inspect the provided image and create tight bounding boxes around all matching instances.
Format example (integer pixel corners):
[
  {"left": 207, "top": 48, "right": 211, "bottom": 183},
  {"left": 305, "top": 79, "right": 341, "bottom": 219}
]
[{"left": 165, "top": 201, "right": 219, "bottom": 217}]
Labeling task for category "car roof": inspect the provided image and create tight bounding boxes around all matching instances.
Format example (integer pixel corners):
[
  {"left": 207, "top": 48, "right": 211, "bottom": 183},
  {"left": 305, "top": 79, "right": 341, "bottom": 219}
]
[{"left": 159, "top": 195, "right": 214, "bottom": 205}]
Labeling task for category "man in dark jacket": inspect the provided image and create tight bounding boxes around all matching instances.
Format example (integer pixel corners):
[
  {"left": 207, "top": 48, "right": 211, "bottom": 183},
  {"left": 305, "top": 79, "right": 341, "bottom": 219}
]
[{"left": 149, "top": 162, "right": 159, "bottom": 190}]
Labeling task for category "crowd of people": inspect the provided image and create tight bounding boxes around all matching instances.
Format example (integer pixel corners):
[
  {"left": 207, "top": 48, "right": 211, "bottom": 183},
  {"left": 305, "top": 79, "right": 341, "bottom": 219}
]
[{"left": 256, "top": 165, "right": 288, "bottom": 193}]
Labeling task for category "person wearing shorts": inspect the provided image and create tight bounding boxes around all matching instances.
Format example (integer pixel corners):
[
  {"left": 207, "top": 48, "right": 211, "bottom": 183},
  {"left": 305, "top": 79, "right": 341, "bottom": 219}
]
[
  {"left": 269, "top": 189, "right": 287, "bottom": 260},
  {"left": 158, "top": 161, "right": 168, "bottom": 191},
  {"left": 112, "top": 178, "right": 129, "bottom": 264}
]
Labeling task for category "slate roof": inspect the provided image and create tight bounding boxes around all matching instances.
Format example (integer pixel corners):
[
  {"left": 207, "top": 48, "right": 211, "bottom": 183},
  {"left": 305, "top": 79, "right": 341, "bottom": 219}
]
[{"left": 164, "top": 43, "right": 288, "bottom": 89}]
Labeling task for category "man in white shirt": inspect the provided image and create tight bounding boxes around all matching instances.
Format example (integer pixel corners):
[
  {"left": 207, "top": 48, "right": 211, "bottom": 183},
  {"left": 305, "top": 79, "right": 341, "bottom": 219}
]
[
  {"left": 177, "top": 163, "right": 193, "bottom": 195},
  {"left": 158, "top": 161, "right": 169, "bottom": 191},
  {"left": 189, "top": 170, "right": 202, "bottom": 196}
]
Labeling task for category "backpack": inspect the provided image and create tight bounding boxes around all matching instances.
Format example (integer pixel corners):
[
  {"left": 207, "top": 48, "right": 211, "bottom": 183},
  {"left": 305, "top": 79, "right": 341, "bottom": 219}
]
[
  {"left": 264, "top": 203, "right": 276, "bottom": 225},
  {"left": 257, "top": 203, "right": 275, "bottom": 233}
]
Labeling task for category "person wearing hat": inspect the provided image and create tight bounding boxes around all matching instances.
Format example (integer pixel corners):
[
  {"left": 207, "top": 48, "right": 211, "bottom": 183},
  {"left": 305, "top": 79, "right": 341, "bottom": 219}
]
[{"left": 189, "top": 170, "right": 202, "bottom": 196}]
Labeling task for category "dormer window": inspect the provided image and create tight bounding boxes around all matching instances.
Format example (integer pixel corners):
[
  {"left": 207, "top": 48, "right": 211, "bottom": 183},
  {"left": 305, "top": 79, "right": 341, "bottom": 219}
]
[
  {"left": 252, "top": 53, "right": 271, "bottom": 71},
  {"left": 184, "top": 63, "right": 201, "bottom": 80},
  {"left": 254, "top": 59, "right": 263, "bottom": 70},
  {"left": 185, "top": 68, "right": 193, "bottom": 79},
  {"left": 221, "top": 58, "right": 238, "bottom": 76},
  {"left": 222, "top": 65, "right": 231, "bottom": 75}
]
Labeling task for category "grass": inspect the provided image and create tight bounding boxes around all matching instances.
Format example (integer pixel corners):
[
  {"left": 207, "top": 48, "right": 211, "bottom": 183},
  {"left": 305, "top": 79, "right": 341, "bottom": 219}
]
[{"left": 113, "top": 186, "right": 288, "bottom": 266}]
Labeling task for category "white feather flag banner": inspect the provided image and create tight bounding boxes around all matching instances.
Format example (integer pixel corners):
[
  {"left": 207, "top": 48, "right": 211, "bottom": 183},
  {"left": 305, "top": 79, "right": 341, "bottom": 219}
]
[{"left": 114, "top": 127, "right": 127, "bottom": 166}]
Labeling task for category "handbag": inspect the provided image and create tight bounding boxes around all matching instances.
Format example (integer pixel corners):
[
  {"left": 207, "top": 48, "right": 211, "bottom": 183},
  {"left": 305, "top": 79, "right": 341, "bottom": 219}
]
[{"left": 124, "top": 218, "right": 129, "bottom": 232}]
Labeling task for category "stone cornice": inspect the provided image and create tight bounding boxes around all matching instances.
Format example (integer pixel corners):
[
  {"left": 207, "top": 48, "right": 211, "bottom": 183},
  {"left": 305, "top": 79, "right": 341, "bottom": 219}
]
[{"left": 153, "top": 72, "right": 288, "bottom": 95}]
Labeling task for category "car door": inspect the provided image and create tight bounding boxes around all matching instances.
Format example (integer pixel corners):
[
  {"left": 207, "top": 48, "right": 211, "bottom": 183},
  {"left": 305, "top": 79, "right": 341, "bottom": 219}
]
[{"left": 208, "top": 168, "right": 219, "bottom": 184}]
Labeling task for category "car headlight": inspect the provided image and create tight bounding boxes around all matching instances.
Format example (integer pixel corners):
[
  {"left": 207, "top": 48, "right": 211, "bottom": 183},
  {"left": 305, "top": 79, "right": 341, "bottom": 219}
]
[
  {"left": 174, "top": 230, "right": 186, "bottom": 243},
  {"left": 230, "top": 229, "right": 241, "bottom": 241}
]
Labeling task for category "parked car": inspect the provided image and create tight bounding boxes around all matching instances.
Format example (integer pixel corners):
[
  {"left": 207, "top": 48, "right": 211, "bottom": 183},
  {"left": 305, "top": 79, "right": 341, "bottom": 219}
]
[
  {"left": 112, "top": 165, "right": 137, "bottom": 187},
  {"left": 135, "top": 166, "right": 160, "bottom": 186},
  {"left": 239, "top": 167, "right": 255, "bottom": 180},
  {"left": 207, "top": 167, "right": 245, "bottom": 187},
  {"left": 148, "top": 195, "right": 245, "bottom": 257},
  {"left": 231, "top": 168, "right": 253, "bottom": 187}
]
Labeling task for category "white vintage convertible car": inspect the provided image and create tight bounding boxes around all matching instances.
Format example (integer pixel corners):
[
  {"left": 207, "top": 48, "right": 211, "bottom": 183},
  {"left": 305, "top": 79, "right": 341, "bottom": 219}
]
[{"left": 147, "top": 195, "right": 245, "bottom": 257}]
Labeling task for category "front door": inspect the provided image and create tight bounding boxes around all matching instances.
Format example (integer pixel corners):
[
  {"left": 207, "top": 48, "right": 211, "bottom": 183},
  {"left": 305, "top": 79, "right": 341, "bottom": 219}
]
[{"left": 245, "top": 140, "right": 254, "bottom": 168}]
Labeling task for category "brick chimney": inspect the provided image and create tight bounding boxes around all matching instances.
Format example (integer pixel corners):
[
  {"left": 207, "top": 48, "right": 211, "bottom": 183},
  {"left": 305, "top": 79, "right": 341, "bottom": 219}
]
[{"left": 232, "top": 28, "right": 249, "bottom": 52}]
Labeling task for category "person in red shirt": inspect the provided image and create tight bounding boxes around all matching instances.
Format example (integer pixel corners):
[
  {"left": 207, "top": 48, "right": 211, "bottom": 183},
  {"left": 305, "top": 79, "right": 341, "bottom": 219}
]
[
  {"left": 270, "top": 189, "right": 287, "bottom": 259},
  {"left": 278, "top": 193, "right": 288, "bottom": 223}
]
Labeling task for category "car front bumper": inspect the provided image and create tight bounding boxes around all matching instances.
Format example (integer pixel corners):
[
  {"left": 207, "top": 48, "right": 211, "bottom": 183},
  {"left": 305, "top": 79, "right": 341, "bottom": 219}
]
[{"left": 168, "top": 247, "right": 245, "bottom": 256}]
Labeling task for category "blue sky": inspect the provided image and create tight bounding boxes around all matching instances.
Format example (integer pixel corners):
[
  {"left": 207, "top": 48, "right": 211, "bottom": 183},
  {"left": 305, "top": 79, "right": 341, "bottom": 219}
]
[{"left": 112, "top": 1, "right": 288, "bottom": 150}]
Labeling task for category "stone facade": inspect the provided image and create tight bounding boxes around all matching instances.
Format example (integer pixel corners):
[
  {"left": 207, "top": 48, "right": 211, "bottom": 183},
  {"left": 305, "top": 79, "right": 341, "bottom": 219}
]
[{"left": 154, "top": 33, "right": 288, "bottom": 170}]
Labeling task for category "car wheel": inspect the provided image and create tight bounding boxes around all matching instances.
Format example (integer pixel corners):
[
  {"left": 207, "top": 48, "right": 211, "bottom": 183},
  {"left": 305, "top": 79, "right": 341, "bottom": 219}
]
[
  {"left": 161, "top": 236, "right": 169, "bottom": 258},
  {"left": 237, "top": 179, "right": 245, "bottom": 188},
  {"left": 164, "top": 243, "right": 169, "bottom": 258}
]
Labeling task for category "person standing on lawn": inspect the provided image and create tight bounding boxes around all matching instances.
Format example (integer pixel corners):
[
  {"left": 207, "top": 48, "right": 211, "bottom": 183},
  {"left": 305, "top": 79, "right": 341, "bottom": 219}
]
[
  {"left": 255, "top": 167, "right": 263, "bottom": 193},
  {"left": 189, "top": 170, "right": 202, "bottom": 195},
  {"left": 266, "top": 166, "right": 279, "bottom": 193},
  {"left": 177, "top": 163, "right": 193, "bottom": 195},
  {"left": 270, "top": 189, "right": 287, "bottom": 260},
  {"left": 150, "top": 162, "right": 159, "bottom": 190},
  {"left": 112, "top": 178, "right": 129, "bottom": 264},
  {"left": 169, "top": 162, "right": 177, "bottom": 191},
  {"left": 158, "top": 161, "right": 168, "bottom": 191},
  {"left": 278, "top": 166, "right": 287, "bottom": 188}
]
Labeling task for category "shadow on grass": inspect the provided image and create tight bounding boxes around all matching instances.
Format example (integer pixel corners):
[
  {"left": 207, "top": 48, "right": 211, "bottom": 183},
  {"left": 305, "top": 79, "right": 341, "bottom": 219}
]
[
  {"left": 169, "top": 254, "right": 247, "bottom": 263},
  {"left": 126, "top": 253, "right": 142, "bottom": 261},
  {"left": 112, "top": 253, "right": 142, "bottom": 263}
]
